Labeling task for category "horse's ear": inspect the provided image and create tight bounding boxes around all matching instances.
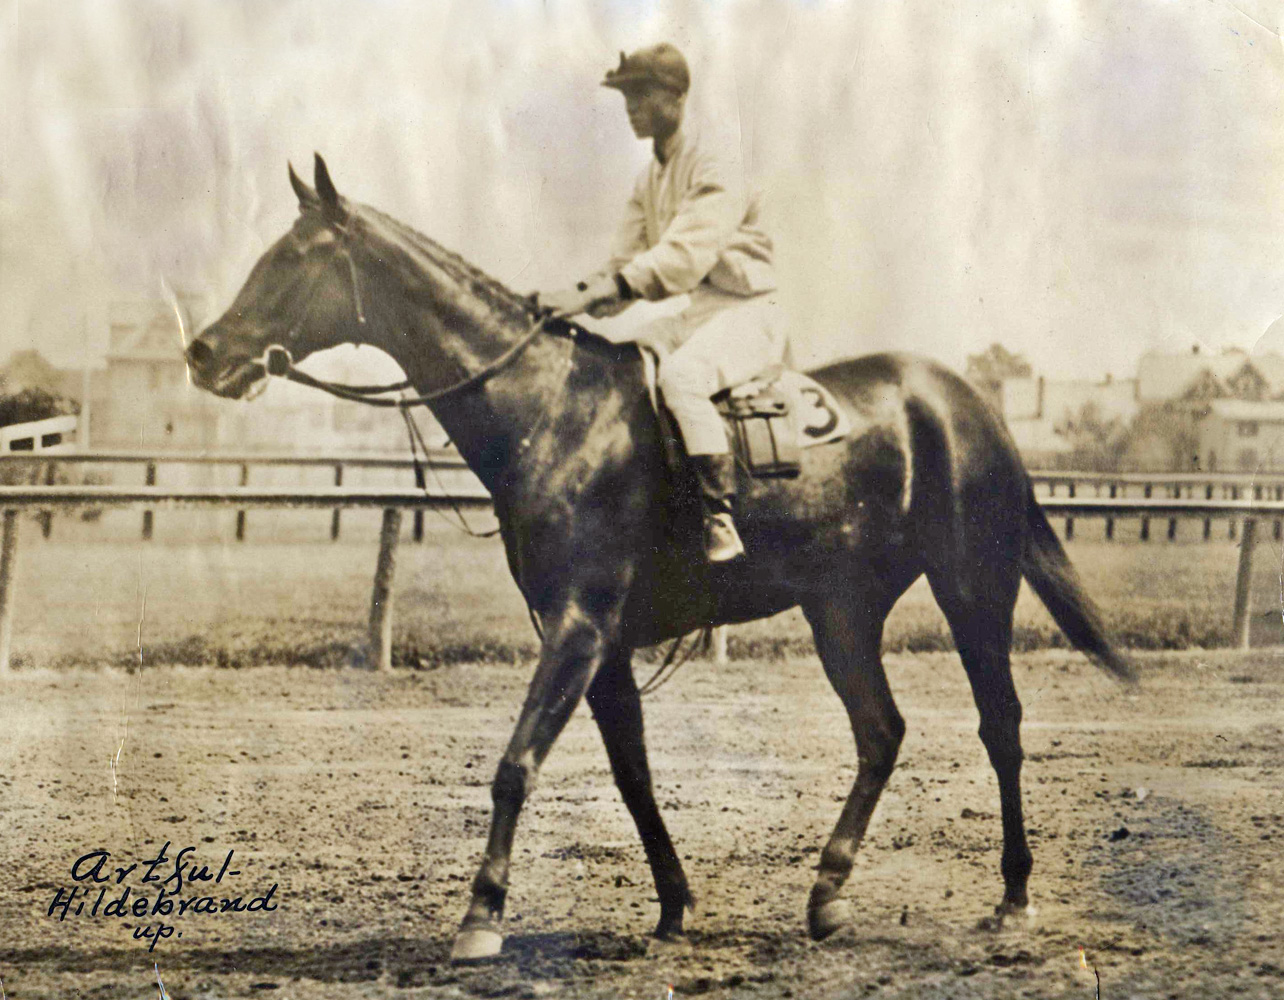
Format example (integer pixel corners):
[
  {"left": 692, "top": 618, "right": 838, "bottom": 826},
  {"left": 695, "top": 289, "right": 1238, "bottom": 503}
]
[
  {"left": 313, "top": 153, "right": 346, "bottom": 222},
  {"left": 289, "top": 162, "right": 318, "bottom": 209}
]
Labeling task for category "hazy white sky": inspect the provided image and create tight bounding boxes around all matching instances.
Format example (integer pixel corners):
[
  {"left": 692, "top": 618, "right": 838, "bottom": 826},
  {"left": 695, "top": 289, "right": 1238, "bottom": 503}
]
[{"left": 2, "top": 0, "right": 1282, "bottom": 381}]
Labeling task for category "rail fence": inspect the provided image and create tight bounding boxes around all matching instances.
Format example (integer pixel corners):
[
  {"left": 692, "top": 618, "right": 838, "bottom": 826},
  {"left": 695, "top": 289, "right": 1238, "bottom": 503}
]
[
  {"left": 1033, "top": 470, "right": 1284, "bottom": 543},
  {"left": 1, "top": 454, "right": 1281, "bottom": 672},
  {"left": 0, "top": 449, "right": 468, "bottom": 542}
]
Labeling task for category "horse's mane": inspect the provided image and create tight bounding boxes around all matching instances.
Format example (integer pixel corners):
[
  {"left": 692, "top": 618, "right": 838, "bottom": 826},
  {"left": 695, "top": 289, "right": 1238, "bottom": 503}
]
[{"left": 356, "top": 201, "right": 635, "bottom": 364}]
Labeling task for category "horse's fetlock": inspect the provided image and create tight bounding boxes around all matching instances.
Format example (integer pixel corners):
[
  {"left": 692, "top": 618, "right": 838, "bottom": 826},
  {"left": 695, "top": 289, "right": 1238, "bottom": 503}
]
[
  {"left": 656, "top": 870, "right": 691, "bottom": 906},
  {"left": 818, "top": 844, "right": 856, "bottom": 879},
  {"left": 468, "top": 870, "right": 508, "bottom": 921},
  {"left": 1002, "top": 845, "right": 1034, "bottom": 881}
]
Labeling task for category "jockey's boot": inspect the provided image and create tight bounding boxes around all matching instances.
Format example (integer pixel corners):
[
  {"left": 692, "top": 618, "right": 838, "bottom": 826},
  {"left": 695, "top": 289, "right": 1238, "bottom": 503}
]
[{"left": 690, "top": 454, "right": 745, "bottom": 563}]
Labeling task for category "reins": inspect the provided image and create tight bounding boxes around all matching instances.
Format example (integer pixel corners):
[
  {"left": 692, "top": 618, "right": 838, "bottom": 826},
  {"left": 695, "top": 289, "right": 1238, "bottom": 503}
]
[
  {"left": 269, "top": 313, "right": 560, "bottom": 408},
  {"left": 637, "top": 626, "right": 713, "bottom": 696}
]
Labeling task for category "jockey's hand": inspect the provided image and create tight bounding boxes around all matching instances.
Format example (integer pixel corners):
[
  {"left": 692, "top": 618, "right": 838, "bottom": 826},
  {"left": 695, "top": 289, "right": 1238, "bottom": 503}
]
[
  {"left": 587, "top": 296, "right": 632, "bottom": 319},
  {"left": 538, "top": 276, "right": 619, "bottom": 319}
]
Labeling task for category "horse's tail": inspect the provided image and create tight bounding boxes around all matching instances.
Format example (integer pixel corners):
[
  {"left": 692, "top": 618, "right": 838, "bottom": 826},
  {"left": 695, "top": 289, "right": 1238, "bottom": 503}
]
[{"left": 1021, "top": 487, "right": 1137, "bottom": 685}]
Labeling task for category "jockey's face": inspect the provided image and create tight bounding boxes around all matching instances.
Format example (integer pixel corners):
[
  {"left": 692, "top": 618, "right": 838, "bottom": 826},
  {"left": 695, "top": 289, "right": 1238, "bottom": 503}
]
[{"left": 623, "top": 84, "right": 684, "bottom": 140}]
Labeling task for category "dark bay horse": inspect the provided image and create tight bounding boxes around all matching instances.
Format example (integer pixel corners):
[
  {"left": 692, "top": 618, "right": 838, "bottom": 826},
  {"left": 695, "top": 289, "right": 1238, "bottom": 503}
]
[{"left": 185, "top": 156, "right": 1134, "bottom": 962}]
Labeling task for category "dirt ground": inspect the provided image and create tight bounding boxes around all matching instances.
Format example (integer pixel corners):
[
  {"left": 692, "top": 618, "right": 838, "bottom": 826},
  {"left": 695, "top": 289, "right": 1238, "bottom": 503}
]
[{"left": 0, "top": 648, "right": 1280, "bottom": 999}]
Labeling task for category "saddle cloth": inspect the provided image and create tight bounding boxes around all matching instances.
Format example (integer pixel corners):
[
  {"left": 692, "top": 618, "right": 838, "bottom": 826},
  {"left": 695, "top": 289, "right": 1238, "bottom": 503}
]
[{"left": 641, "top": 351, "right": 850, "bottom": 479}]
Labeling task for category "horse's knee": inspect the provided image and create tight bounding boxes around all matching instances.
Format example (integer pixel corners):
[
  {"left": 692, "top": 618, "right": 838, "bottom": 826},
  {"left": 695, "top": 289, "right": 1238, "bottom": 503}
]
[
  {"left": 978, "top": 717, "right": 1024, "bottom": 772},
  {"left": 858, "top": 713, "right": 905, "bottom": 785},
  {"left": 492, "top": 758, "right": 531, "bottom": 810}
]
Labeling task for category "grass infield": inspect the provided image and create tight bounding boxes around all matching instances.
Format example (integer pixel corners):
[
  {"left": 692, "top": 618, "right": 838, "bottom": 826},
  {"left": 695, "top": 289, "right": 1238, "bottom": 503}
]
[{"left": 12, "top": 508, "right": 1284, "bottom": 669}]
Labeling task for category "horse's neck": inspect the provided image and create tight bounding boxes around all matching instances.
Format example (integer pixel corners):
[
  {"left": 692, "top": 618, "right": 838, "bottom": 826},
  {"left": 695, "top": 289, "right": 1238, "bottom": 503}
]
[
  {"left": 432, "top": 334, "right": 576, "bottom": 498},
  {"left": 345, "top": 217, "right": 536, "bottom": 492},
  {"left": 349, "top": 210, "right": 651, "bottom": 503}
]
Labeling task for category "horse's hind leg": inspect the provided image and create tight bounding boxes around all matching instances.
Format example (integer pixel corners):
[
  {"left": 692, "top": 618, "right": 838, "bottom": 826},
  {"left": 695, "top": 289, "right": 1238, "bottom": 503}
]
[
  {"left": 586, "top": 645, "right": 693, "bottom": 940},
  {"left": 800, "top": 586, "right": 908, "bottom": 941},
  {"left": 928, "top": 567, "right": 1034, "bottom": 927}
]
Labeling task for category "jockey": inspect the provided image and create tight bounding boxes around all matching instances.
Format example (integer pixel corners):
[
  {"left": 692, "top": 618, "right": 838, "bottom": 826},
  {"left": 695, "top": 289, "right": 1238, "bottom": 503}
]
[{"left": 540, "top": 43, "right": 786, "bottom": 563}]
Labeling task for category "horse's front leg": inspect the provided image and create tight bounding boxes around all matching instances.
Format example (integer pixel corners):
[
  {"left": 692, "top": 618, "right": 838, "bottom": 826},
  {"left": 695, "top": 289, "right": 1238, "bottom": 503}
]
[{"left": 450, "top": 592, "right": 623, "bottom": 963}]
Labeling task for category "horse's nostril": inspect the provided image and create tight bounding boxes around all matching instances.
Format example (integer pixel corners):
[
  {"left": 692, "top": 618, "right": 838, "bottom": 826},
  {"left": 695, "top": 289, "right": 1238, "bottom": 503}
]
[{"left": 186, "top": 339, "right": 214, "bottom": 371}]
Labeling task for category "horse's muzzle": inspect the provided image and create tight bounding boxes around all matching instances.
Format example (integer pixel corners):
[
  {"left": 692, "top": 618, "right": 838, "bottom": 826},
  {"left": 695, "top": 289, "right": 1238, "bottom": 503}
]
[
  {"left": 184, "top": 337, "right": 215, "bottom": 375},
  {"left": 184, "top": 336, "right": 266, "bottom": 399}
]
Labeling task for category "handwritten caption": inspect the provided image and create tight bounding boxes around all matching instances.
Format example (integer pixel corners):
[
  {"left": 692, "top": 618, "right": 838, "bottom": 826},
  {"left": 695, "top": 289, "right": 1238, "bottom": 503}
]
[{"left": 46, "top": 842, "right": 278, "bottom": 951}]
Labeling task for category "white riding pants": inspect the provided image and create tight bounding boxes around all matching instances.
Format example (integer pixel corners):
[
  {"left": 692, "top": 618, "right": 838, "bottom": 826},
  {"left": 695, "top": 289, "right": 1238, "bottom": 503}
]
[{"left": 641, "top": 286, "right": 787, "bottom": 456}]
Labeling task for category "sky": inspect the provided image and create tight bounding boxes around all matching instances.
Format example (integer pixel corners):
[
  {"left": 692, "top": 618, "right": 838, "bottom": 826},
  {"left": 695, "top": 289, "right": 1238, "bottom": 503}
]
[{"left": 1, "top": 0, "right": 1282, "bottom": 383}]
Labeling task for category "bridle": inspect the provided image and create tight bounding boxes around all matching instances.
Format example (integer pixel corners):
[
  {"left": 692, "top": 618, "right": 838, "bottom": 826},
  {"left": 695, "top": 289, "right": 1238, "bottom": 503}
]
[
  {"left": 252, "top": 221, "right": 575, "bottom": 409},
  {"left": 247, "top": 216, "right": 579, "bottom": 545}
]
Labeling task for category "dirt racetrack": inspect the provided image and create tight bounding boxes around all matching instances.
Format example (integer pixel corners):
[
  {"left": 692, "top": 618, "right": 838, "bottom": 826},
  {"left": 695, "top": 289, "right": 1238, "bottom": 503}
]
[{"left": 1, "top": 648, "right": 1281, "bottom": 999}]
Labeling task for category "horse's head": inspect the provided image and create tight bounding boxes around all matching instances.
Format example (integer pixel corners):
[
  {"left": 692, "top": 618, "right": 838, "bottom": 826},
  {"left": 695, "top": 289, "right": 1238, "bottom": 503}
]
[{"left": 186, "top": 154, "right": 367, "bottom": 399}]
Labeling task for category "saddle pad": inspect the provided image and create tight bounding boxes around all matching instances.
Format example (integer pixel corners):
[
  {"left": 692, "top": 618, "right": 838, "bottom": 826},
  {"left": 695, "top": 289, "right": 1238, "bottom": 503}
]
[
  {"left": 640, "top": 348, "right": 850, "bottom": 451},
  {"left": 729, "top": 370, "right": 851, "bottom": 449}
]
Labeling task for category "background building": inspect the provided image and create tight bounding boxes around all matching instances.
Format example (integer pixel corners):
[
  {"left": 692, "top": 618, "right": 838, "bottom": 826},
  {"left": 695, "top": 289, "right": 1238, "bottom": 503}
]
[
  {"left": 977, "top": 338, "right": 1284, "bottom": 472},
  {"left": 1000, "top": 374, "right": 1139, "bottom": 463},
  {"left": 2, "top": 296, "right": 441, "bottom": 459}
]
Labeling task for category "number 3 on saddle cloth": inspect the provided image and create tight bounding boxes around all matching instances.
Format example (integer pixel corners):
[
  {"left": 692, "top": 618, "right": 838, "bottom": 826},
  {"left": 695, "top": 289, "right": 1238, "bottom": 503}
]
[{"left": 639, "top": 349, "right": 852, "bottom": 479}]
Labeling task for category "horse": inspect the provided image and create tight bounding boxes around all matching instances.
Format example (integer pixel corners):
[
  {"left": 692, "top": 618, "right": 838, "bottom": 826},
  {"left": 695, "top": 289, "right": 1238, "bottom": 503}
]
[{"left": 185, "top": 155, "right": 1135, "bottom": 963}]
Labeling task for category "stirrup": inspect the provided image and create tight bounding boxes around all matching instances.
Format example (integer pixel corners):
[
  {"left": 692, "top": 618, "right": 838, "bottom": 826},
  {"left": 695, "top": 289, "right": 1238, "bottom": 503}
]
[{"left": 703, "top": 511, "right": 745, "bottom": 563}]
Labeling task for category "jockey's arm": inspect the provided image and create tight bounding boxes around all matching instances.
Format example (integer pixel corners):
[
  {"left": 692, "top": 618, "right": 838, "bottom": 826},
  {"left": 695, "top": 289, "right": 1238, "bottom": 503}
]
[{"left": 617, "top": 153, "right": 743, "bottom": 301}]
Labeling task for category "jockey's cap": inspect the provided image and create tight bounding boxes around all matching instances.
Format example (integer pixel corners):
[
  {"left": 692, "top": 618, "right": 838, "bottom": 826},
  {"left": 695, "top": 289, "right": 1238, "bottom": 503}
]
[{"left": 601, "top": 43, "right": 689, "bottom": 95}]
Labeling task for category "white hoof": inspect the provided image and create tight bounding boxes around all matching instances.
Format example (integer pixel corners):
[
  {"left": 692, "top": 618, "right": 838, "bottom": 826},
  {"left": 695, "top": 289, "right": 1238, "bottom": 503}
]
[
  {"left": 808, "top": 898, "right": 853, "bottom": 941},
  {"left": 450, "top": 927, "right": 504, "bottom": 964}
]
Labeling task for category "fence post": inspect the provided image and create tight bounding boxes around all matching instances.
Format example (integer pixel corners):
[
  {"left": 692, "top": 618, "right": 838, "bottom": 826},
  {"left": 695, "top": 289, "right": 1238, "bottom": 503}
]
[
  {"left": 0, "top": 510, "right": 18, "bottom": 672},
  {"left": 411, "top": 454, "right": 427, "bottom": 543},
  {"left": 142, "top": 461, "right": 156, "bottom": 540},
  {"left": 1065, "top": 482, "right": 1074, "bottom": 539},
  {"left": 331, "top": 464, "right": 343, "bottom": 540},
  {"left": 235, "top": 464, "right": 249, "bottom": 542},
  {"left": 1140, "top": 484, "right": 1151, "bottom": 541},
  {"left": 1232, "top": 517, "right": 1257, "bottom": 650},
  {"left": 40, "top": 461, "right": 54, "bottom": 539},
  {"left": 713, "top": 625, "right": 728, "bottom": 665},
  {"left": 1106, "top": 483, "right": 1116, "bottom": 541},
  {"left": 366, "top": 508, "right": 402, "bottom": 672}
]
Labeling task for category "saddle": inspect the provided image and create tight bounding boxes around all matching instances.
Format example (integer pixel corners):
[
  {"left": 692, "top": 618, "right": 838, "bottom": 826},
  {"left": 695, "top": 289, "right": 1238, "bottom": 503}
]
[{"left": 641, "top": 352, "right": 850, "bottom": 480}]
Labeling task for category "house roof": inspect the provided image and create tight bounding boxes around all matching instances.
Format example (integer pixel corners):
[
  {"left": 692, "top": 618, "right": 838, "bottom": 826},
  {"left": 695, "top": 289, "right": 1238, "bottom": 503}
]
[{"left": 1137, "top": 348, "right": 1284, "bottom": 401}]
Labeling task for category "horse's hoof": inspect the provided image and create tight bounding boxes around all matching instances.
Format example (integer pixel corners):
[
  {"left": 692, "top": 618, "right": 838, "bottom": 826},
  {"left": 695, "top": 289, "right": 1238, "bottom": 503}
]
[
  {"left": 976, "top": 903, "right": 1037, "bottom": 933},
  {"left": 450, "top": 927, "right": 504, "bottom": 964},
  {"left": 646, "top": 933, "right": 693, "bottom": 958},
  {"left": 808, "top": 898, "right": 853, "bottom": 941}
]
